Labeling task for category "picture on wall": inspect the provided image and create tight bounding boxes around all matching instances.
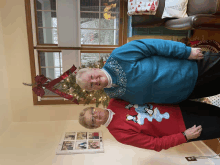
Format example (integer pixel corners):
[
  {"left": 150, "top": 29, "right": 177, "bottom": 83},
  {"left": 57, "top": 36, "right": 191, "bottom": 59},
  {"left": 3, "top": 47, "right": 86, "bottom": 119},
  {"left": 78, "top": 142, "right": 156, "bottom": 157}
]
[{"left": 56, "top": 131, "right": 104, "bottom": 154}]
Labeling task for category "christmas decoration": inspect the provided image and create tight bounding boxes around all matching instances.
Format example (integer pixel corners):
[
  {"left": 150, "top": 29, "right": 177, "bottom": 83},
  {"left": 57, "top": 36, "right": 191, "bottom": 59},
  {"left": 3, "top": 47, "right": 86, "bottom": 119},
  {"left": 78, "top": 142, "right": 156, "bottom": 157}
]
[
  {"left": 24, "top": 58, "right": 110, "bottom": 107},
  {"left": 103, "top": 3, "right": 117, "bottom": 20},
  {"left": 23, "top": 65, "right": 79, "bottom": 104},
  {"left": 60, "top": 58, "right": 110, "bottom": 107}
]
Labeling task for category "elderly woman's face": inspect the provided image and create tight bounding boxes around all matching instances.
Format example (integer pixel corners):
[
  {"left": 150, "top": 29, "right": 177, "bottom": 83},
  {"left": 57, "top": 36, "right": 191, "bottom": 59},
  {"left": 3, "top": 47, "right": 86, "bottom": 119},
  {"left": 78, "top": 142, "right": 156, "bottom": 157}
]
[
  {"left": 81, "top": 69, "right": 108, "bottom": 91},
  {"left": 84, "top": 107, "right": 109, "bottom": 128}
]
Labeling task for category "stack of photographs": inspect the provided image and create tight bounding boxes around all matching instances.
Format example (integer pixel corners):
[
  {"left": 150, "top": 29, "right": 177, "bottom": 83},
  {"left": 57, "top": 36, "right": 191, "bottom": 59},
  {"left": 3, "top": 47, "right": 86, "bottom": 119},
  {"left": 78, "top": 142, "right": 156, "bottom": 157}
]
[{"left": 56, "top": 131, "right": 104, "bottom": 155}]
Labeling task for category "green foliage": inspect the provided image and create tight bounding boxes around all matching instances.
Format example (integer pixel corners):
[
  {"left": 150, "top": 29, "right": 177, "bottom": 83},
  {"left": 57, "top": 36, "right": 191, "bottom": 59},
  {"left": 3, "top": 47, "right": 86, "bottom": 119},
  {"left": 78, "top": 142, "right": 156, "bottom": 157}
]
[{"left": 60, "top": 58, "right": 110, "bottom": 107}]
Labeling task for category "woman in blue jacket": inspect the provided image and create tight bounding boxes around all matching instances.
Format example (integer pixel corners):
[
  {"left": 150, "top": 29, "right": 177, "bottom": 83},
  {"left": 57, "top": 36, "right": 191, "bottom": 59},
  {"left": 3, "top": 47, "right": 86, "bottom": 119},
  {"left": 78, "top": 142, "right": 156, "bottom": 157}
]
[{"left": 76, "top": 39, "right": 220, "bottom": 105}]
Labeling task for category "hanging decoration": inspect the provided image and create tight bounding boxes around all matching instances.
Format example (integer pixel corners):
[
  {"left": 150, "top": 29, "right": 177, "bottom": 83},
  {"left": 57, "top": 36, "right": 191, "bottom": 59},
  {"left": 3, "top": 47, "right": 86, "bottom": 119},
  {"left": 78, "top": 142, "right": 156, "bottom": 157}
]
[
  {"left": 24, "top": 58, "right": 110, "bottom": 107},
  {"left": 103, "top": 3, "right": 117, "bottom": 20}
]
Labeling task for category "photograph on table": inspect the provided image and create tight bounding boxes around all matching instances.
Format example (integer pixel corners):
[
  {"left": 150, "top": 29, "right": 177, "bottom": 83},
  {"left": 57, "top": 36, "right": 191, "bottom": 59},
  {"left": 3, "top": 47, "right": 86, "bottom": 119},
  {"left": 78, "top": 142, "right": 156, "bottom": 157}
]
[
  {"left": 88, "top": 132, "right": 99, "bottom": 139},
  {"left": 64, "top": 132, "right": 76, "bottom": 140},
  {"left": 88, "top": 140, "right": 100, "bottom": 149},
  {"left": 76, "top": 132, "right": 87, "bottom": 140},
  {"left": 76, "top": 141, "right": 87, "bottom": 150},
  {"left": 56, "top": 131, "right": 104, "bottom": 154},
  {"left": 61, "top": 141, "right": 74, "bottom": 150}
]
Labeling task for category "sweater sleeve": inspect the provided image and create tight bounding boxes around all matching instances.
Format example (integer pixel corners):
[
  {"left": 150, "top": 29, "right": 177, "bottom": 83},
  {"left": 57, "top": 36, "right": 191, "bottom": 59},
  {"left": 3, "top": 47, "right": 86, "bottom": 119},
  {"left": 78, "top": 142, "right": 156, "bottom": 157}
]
[
  {"left": 110, "top": 129, "right": 187, "bottom": 152},
  {"left": 112, "top": 39, "right": 191, "bottom": 61}
]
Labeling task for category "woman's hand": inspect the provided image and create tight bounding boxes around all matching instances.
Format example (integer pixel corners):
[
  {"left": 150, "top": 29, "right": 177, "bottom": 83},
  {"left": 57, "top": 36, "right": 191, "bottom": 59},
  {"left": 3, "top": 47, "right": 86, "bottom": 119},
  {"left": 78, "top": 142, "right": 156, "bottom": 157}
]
[
  {"left": 184, "top": 125, "right": 202, "bottom": 140},
  {"left": 188, "top": 48, "right": 204, "bottom": 60}
]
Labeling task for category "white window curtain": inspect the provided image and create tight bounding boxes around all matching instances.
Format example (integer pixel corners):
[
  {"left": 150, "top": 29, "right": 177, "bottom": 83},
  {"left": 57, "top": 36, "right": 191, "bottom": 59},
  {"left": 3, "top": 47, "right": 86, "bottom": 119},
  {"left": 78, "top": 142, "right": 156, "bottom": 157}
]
[
  {"left": 62, "top": 50, "right": 80, "bottom": 72},
  {"left": 57, "top": 0, "right": 80, "bottom": 47},
  {"left": 57, "top": 0, "right": 81, "bottom": 71}
]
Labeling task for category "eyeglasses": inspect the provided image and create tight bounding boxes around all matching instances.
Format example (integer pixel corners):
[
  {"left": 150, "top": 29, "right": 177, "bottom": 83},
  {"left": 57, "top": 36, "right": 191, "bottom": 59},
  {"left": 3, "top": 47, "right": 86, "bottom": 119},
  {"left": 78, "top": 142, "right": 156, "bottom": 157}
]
[{"left": 91, "top": 108, "right": 96, "bottom": 127}]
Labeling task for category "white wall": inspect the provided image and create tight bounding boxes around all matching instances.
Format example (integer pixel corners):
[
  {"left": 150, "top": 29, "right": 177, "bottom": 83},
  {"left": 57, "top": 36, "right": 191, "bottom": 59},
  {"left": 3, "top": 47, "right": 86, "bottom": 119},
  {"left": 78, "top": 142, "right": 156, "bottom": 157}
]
[
  {"left": 0, "top": 3, "right": 12, "bottom": 136},
  {"left": 0, "top": 120, "right": 214, "bottom": 165},
  {"left": 0, "top": 0, "right": 86, "bottom": 123}
]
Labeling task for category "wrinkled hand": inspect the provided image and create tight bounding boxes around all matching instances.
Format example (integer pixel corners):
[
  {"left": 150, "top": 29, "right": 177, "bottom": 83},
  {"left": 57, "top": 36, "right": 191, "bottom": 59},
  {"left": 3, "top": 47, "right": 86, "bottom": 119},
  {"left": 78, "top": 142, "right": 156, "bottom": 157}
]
[
  {"left": 184, "top": 125, "right": 202, "bottom": 141},
  {"left": 188, "top": 48, "right": 204, "bottom": 60}
]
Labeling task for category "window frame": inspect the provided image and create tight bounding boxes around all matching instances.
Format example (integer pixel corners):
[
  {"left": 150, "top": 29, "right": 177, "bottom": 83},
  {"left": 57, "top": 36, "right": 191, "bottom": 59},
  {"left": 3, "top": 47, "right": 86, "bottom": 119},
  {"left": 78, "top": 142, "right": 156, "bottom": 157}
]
[
  {"left": 24, "top": 0, "right": 128, "bottom": 105},
  {"left": 34, "top": 0, "right": 58, "bottom": 46},
  {"left": 37, "top": 50, "right": 62, "bottom": 76},
  {"left": 80, "top": 1, "right": 121, "bottom": 46}
]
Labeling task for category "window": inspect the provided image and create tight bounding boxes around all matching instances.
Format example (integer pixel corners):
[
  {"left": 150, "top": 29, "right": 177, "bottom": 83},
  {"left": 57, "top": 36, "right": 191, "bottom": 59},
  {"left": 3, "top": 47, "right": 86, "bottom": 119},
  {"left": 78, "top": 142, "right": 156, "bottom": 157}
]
[
  {"left": 81, "top": 53, "right": 110, "bottom": 66},
  {"left": 39, "top": 51, "right": 62, "bottom": 79},
  {"left": 35, "top": 0, "right": 58, "bottom": 44},
  {"left": 25, "top": 0, "right": 127, "bottom": 105},
  {"left": 80, "top": 0, "right": 120, "bottom": 45}
]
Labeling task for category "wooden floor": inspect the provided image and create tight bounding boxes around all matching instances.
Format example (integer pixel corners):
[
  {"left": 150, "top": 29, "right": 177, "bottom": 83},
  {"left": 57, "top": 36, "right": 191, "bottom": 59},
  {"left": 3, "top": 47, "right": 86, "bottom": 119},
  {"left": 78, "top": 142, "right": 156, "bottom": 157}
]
[{"left": 190, "top": 29, "right": 220, "bottom": 42}]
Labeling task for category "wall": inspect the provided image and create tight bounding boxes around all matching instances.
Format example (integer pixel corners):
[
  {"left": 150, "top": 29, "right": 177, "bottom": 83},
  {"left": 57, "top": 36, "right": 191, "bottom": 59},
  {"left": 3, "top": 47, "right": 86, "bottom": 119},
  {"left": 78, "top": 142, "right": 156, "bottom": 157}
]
[
  {"left": 0, "top": 0, "right": 88, "bottom": 122},
  {"left": 0, "top": 3, "right": 12, "bottom": 136},
  {"left": 0, "top": 120, "right": 215, "bottom": 165}
]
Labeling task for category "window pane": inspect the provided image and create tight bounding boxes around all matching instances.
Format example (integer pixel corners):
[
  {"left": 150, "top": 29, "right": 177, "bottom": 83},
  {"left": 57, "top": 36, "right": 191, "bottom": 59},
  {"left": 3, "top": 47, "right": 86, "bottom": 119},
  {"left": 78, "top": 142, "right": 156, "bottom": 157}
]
[
  {"left": 81, "top": 53, "right": 99, "bottom": 66},
  {"left": 36, "top": 0, "right": 56, "bottom": 11},
  {"left": 100, "top": 13, "right": 119, "bottom": 29},
  {"left": 40, "top": 52, "right": 61, "bottom": 67},
  {"left": 81, "top": 29, "right": 99, "bottom": 44},
  {"left": 38, "top": 28, "right": 58, "bottom": 44},
  {"left": 48, "top": 68, "right": 56, "bottom": 79},
  {"left": 81, "top": 13, "right": 99, "bottom": 29},
  {"left": 100, "top": 53, "right": 110, "bottom": 61},
  {"left": 39, "top": 51, "right": 61, "bottom": 96},
  {"left": 41, "top": 68, "right": 57, "bottom": 79},
  {"left": 41, "top": 67, "right": 61, "bottom": 84},
  {"left": 54, "top": 68, "right": 61, "bottom": 78},
  {"left": 60, "top": 52, "right": 62, "bottom": 67},
  {"left": 38, "top": 28, "right": 44, "bottom": 44},
  {"left": 44, "top": 89, "right": 58, "bottom": 96},
  {"left": 101, "top": 0, "right": 120, "bottom": 12},
  {"left": 41, "top": 68, "right": 46, "bottom": 76},
  {"left": 39, "top": 51, "right": 62, "bottom": 83},
  {"left": 39, "top": 52, "right": 46, "bottom": 66},
  {"left": 54, "top": 52, "right": 60, "bottom": 67},
  {"left": 37, "top": 11, "right": 57, "bottom": 27},
  {"left": 100, "top": 30, "right": 118, "bottom": 45},
  {"left": 80, "top": 0, "right": 99, "bottom": 11},
  {"left": 36, "top": 0, "right": 42, "bottom": 10}
]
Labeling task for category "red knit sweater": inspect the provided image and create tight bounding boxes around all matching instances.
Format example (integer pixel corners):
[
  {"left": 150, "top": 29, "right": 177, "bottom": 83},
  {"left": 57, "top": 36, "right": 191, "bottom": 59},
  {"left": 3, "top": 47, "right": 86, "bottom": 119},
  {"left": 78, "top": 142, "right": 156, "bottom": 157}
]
[{"left": 107, "top": 99, "right": 187, "bottom": 152}]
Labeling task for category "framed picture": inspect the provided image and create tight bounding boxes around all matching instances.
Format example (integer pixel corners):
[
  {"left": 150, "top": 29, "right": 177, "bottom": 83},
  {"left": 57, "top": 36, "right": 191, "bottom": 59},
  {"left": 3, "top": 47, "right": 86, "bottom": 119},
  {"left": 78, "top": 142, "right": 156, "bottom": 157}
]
[{"left": 56, "top": 131, "right": 104, "bottom": 154}]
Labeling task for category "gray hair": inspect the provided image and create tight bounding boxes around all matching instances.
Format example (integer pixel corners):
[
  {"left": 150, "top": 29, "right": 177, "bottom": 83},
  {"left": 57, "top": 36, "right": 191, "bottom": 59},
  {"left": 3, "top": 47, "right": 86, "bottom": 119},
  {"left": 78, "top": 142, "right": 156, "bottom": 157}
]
[{"left": 76, "top": 68, "right": 92, "bottom": 91}]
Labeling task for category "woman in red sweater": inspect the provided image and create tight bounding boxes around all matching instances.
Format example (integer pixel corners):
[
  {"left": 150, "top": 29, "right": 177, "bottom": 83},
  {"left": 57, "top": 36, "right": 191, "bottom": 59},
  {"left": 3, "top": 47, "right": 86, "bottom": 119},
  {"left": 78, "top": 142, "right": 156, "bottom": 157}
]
[{"left": 79, "top": 99, "right": 220, "bottom": 152}]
